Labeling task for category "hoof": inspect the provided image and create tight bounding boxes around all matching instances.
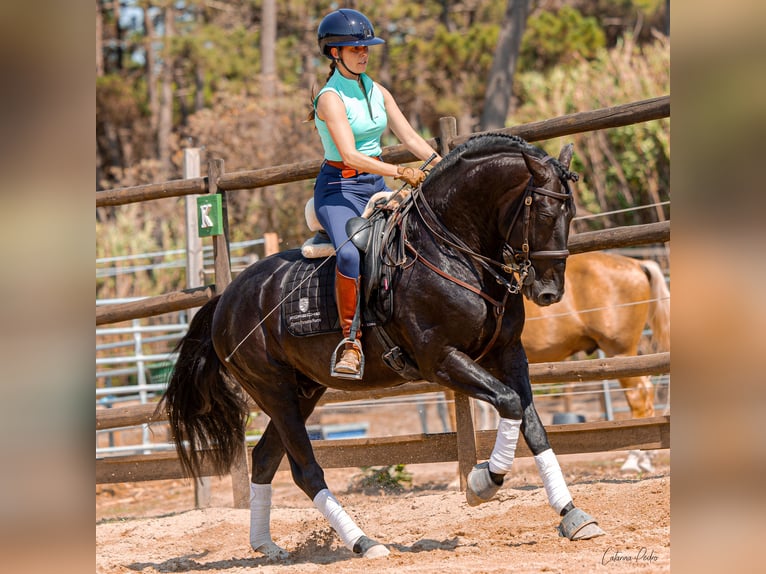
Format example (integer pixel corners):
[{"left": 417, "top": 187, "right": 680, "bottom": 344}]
[
  {"left": 558, "top": 507, "right": 606, "bottom": 541},
  {"left": 638, "top": 452, "right": 655, "bottom": 473},
  {"left": 253, "top": 541, "right": 289, "bottom": 560},
  {"left": 465, "top": 461, "right": 502, "bottom": 507},
  {"left": 353, "top": 535, "right": 390, "bottom": 559},
  {"left": 570, "top": 522, "right": 607, "bottom": 540},
  {"left": 363, "top": 544, "right": 390, "bottom": 558},
  {"left": 620, "top": 450, "right": 655, "bottom": 474},
  {"left": 620, "top": 450, "right": 641, "bottom": 473}
]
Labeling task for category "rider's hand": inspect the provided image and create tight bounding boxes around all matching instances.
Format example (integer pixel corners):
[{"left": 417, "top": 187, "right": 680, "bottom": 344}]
[{"left": 395, "top": 166, "right": 426, "bottom": 188}]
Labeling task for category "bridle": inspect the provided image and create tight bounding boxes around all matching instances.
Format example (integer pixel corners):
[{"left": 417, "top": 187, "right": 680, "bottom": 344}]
[
  {"left": 399, "top": 160, "right": 574, "bottom": 362},
  {"left": 407, "top": 164, "right": 574, "bottom": 296},
  {"left": 500, "top": 168, "right": 574, "bottom": 289}
]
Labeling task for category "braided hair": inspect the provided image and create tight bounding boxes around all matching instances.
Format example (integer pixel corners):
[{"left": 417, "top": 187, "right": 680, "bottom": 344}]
[{"left": 305, "top": 61, "right": 338, "bottom": 123}]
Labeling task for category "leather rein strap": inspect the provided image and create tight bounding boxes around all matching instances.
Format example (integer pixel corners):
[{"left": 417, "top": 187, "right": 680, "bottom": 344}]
[{"left": 404, "top": 241, "right": 509, "bottom": 362}]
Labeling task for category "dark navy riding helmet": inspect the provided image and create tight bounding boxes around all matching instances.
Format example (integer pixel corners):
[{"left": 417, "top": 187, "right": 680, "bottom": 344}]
[{"left": 317, "top": 9, "right": 385, "bottom": 59}]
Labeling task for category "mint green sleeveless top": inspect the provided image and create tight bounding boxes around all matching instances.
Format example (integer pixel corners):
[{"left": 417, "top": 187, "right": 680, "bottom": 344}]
[{"left": 314, "top": 70, "right": 387, "bottom": 161}]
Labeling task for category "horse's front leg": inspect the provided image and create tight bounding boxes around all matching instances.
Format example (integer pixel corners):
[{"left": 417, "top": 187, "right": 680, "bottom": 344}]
[
  {"left": 494, "top": 343, "right": 605, "bottom": 540},
  {"left": 431, "top": 345, "right": 528, "bottom": 501},
  {"left": 434, "top": 343, "right": 605, "bottom": 541},
  {"left": 519, "top": 402, "right": 606, "bottom": 540}
]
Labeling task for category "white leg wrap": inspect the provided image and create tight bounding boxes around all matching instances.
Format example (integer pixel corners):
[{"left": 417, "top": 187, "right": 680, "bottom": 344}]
[
  {"left": 620, "top": 450, "right": 641, "bottom": 473},
  {"left": 488, "top": 418, "right": 522, "bottom": 474},
  {"left": 313, "top": 488, "right": 365, "bottom": 551},
  {"left": 250, "top": 483, "right": 275, "bottom": 550},
  {"left": 534, "top": 449, "right": 573, "bottom": 514}
]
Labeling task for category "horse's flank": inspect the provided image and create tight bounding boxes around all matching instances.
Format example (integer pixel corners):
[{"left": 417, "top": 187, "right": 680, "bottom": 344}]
[{"left": 522, "top": 251, "right": 670, "bottom": 417}]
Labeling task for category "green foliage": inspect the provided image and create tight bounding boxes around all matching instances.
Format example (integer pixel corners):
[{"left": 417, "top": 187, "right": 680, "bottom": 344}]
[
  {"left": 96, "top": 74, "right": 143, "bottom": 126},
  {"left": 351, "top": 464, "right": 413, "bottom": 494},
  {"left": 514, "top": 33, "right": 670, "bottom": 231},
  {"left": 521, "top": 6, "right": 606, "bottom": 71}
]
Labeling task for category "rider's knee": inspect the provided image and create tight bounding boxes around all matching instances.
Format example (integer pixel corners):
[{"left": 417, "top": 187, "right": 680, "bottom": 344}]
[{"left": 335, "top": 244, "right": 360, "bottom": 277}]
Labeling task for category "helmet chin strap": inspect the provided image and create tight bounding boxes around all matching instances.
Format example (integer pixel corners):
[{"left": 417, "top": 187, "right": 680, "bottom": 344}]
[{"left": 332, "top": 50, "right": 360, "bottom": 79}]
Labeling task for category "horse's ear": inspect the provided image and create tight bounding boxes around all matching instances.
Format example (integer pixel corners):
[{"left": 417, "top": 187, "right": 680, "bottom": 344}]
[
  {"left": 521, "top": 152, "right": 548, "bottom": 182},
  {"left": 558, "top": 143, "right": 574, "bottom": 170}
]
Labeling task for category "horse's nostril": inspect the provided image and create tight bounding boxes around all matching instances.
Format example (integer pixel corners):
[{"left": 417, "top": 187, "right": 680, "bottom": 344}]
[{"left": 538, "top": 292, "right": 558, "bottom": 306}]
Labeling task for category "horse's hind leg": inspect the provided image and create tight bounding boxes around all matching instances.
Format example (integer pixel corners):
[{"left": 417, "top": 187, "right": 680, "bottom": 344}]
[
  {"left": 248, "top": 384, "right": 326, "bottom": 559},
  {"left": 248, "top": 422, "right": 289, "bottom": 558},
  {"left": 257, "top": 384, "right": 389, "bottom": 559},
  {"left": 620, "top": 374, "right": 656, "bottom": 418}
]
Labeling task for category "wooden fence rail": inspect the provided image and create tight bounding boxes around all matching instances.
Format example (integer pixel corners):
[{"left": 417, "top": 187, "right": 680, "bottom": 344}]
[
  {"left": 95, "top": 221, "right": 670, "bottom": 326},
  {"left": 95, "top": 96, "right": 668, "bottom": 208},
  {"left": 97, "top": 415, "right": 670, "bottom": 484},
  {"left": 97, "top": 352, "right": 669, "bottom": 431}
]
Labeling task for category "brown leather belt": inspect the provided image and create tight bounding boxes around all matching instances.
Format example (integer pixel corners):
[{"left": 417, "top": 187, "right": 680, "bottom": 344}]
[{"left": 324, "top": 156, "right": 381, "bottom": 178}]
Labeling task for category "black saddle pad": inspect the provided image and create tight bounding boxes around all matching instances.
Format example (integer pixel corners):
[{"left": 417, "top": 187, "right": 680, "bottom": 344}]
[{"left": 281, "top": 258, "right": 340, "bottom": 337}]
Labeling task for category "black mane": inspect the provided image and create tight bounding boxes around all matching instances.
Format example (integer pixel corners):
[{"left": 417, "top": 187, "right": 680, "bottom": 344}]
[{"left": 427, "top": 132, "right": 576, "bottom": 184}]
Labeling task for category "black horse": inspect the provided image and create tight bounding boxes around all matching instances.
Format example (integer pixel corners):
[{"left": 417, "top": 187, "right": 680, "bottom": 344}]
[{"left": 161, "top": 134, "right": 605, "bottom": 561}]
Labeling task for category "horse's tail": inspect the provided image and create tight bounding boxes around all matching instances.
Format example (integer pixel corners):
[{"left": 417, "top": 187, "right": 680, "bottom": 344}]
[
  {"left": 158, "top": 295, "right": 248, "bottom": 480},
  {"left": 641, "top": 260, "right": 670, "bottom": 352}
]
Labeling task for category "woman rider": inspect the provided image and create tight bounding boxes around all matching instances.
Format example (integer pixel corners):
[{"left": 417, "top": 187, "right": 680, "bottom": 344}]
[{"left": 311, "top": 9, "right": 442, "bottom": 377}]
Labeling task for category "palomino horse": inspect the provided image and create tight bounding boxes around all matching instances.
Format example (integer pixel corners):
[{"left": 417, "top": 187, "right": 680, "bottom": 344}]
[
  {"left": 160, "top": 134, "right": 605, "bottom": 561},
  {"left": 523, "top": 250, "right": 670, "bottom": 418},
  {"left": 436, "top": 250, "right": 670, "bottom": 431}
]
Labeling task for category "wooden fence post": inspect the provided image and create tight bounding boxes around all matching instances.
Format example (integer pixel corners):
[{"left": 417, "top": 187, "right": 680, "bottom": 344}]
[
  {"left": 263, "top": 232, "right": 279, "bottom": 256},
  {"left": 184, "top": 148, "right": 212, "bottom": 508},
  {"left": 184, "top": 148, "right": 204, "bottom": 293},
  {"left": 439, "top": 116, "right": 457, "bottom": 157},
  {"left": 207, "top": 159, "right": 232, "bottom": 291},
  {"left": 439, "top": 116, "right": 477, "bottom": 490},
  {"left": 207, "top": 158, "right": 250, "bottom": 509}
]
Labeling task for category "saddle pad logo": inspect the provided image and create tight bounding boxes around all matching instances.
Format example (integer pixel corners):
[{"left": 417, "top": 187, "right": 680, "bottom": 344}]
[{"left": 281, "top": 258, "right": 340, "bottom": 337}]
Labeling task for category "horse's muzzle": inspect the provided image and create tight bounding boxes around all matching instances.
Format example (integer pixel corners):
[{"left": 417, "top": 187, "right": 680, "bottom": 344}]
[{"left": 531, "top": 289, "right": 563, "bottom": 307}]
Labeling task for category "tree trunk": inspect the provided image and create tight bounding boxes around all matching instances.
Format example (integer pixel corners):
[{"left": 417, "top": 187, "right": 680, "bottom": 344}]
[
  {"left": 258, "top": 0, "right": 277, "bottom": 236},
  {"left": 195, "top": 64, "right": 205, "bottom": 112},
  {"left": 665, "top": 0, "right": 670, "bottom": 36},
  {"left": 260, "top": 0, "right": 277, "bottom": 103},
  {"left": 260, "top": 0, "right": 277, "bottom": 160},
  {"left": 96, "top": 0, "right": 104, "bottom": 77},
  {"left": 144, "top": 3, "right": 159, "bottom": 136},
  {"left": 158, "top": 3, "right": 175, "bottom": 178},
  {"left": 479, "top": 0, "right": 530, "bottom": 131},
  {"left": 113, "top": 0, "right": 123, "bottom": 70}
]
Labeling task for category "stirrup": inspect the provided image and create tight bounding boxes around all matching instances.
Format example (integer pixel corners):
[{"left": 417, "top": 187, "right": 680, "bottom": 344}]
[{"left": 330, "top": 338, "right": 365, "bottom": 380}]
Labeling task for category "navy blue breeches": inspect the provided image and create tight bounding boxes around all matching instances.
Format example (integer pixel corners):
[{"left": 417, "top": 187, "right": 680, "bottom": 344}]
[{"left": 313, "top": 162, "right": 389, "bottom": 278}]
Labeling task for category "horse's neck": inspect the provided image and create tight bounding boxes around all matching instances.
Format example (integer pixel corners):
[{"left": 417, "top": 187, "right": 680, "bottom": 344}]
[{"left": 427, "top": 164, "right": 527, "bottom": 256}]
